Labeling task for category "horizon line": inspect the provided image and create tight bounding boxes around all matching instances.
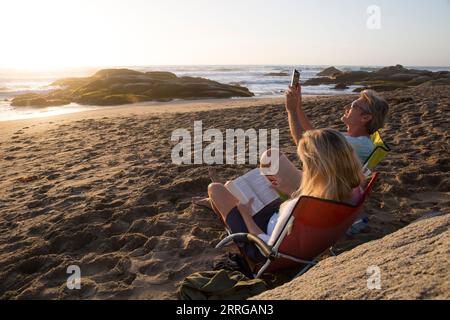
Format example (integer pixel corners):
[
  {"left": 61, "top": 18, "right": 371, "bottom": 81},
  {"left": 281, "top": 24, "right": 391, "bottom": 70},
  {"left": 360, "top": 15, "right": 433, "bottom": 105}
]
[{"left": 1, "top": 63, "right": 450, "bottom": 73}]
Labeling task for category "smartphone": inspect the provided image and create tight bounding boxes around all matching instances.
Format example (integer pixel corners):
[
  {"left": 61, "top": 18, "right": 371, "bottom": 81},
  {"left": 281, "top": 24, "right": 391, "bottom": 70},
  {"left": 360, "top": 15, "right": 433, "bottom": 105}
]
[{"left": 290, "top": 69, "right": 300, "bottom": 88}]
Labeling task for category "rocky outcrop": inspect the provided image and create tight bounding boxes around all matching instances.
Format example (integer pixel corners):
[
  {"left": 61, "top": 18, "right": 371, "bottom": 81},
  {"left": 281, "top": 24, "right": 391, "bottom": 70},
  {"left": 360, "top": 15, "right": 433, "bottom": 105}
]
[
  {"left": 253, "top": 213, "right": 449, "bottom": 300},
  {"left": 408, "top": 76, "right": 434, "bottom": 86},
  {"left": 11, "top": 69, "right": 254, "bottom": 107},
  {"left": 316, "top": 66, "right": 343, "bottom": 78},
  {"left": 9, "top": 93, "right": 71, "bottom": 108},
  {"left": 334, "top": 83, "right": 349, "bottom": 90},
  {"left": 305, "top": 64, "right": 450, "bottom": 92},
  {"left": 352, "top": 83, "right": 408, "bottom": 93}
]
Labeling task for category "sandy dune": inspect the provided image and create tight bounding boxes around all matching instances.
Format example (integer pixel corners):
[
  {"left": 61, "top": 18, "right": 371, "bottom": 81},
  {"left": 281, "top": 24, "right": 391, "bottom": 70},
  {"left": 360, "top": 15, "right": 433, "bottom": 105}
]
[{"left": 0, "top": 86, "right": 448, "bottom": 299}]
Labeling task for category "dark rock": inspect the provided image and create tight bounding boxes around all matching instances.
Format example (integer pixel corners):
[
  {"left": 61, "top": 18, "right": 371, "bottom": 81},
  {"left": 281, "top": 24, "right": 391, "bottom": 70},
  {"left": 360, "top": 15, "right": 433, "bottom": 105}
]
[
  {"left": 434, "top": 71, "right": 450, "bottom": 78},
  {"left": 353, "top": 83, "right": 408, "bottom": 92},
  {"left": 407, "top": 69, "right": 433, "bottom": 76},
  {"left": 375, "top": 64, "right": 408, "bottom": 75},
  {"left": 433, "top": 78, "right": 450, "bottom": 85},
  {"left": 334, "top": 71, "right": 371, "bottom": 83},
  {"left": 10, "top": 93, "right": 71, "bottom": 108},
  {"left": 304, "top": 77, "right": 336, "bottom": 86},
  {"left": 388, "top": 73, "right": 417, "bottom": 82},
  {"left": 334, "top": 83, "right": 349, "bottom": 90},
  {"left": 94, "top": 69, "right": 144, "bottom": 78},
  {"left": 264, "top": 72, "right": 289, "bottom": 76},
  {"left": 407, "top": 76, "right": 434, "bottom": 86},
  {"left": 143, "top": 71, "right": 179, "bottom": 80},
  {"left": 418, "top": 79, "right": 450, "bottom": 87},
  {"left": 304, "top": 64, "right": 449, "bottom": 92},
  {"left": 370, "top": 83, "right": 408, "bottom": 91},
  {"left": 12, "top": 69, "right": 254, "bottom": 107},
  {"left": 317, "top": 66, "right": 343, "bottom": 78}
]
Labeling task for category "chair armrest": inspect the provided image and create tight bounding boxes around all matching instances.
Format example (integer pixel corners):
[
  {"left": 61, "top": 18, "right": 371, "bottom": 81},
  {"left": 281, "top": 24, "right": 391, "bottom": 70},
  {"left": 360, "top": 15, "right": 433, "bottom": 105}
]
[{"left": 215, "top": 233, "right": 274, "bottom": 259}]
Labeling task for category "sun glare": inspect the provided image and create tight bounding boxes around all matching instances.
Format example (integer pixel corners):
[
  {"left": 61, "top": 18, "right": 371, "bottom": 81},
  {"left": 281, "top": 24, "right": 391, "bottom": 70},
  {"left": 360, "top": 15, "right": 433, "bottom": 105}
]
[{"left": 1, "top": 0, "right": 121, "bottom": 71}]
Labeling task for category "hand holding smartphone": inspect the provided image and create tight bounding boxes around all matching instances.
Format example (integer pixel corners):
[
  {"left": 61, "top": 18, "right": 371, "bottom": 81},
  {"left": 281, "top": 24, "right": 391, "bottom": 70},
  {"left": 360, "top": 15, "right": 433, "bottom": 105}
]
[
  {"left": 285, "top": 69, "right": 302, "bottom": 112},
  {"left": 290, "top": 69, "right": 301, "bottom": 89}
]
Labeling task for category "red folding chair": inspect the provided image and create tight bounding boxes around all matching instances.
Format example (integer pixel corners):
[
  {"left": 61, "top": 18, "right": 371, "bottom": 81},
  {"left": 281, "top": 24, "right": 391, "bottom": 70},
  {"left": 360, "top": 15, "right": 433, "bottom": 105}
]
[{"left": 216, "top": 173, "right": 379, "bottom": 278}]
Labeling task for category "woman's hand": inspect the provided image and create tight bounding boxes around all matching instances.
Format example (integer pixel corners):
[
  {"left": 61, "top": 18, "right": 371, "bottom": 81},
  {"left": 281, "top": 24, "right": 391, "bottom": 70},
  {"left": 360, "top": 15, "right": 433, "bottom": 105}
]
[
  {"left": 237, "top": 198, "right": 255, "bottom": 217},
  {"left": 236, "top": 197, "right": 265, "bottom": 236},
  {"left": 266, "top": 175, "right": 282, "bottom": 192},
  {"left": 285, "top": 84, "right": 302, "bottom": 113}
]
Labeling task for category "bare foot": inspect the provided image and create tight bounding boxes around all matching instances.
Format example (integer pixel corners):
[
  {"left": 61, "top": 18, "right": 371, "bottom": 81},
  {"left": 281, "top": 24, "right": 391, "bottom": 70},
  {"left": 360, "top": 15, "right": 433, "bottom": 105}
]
[
  {"left": 208, "top": 168, "right": 224, "bottom": 183},
  {"left": 192, "top": 196, "right": 213, "bottom": 210}
]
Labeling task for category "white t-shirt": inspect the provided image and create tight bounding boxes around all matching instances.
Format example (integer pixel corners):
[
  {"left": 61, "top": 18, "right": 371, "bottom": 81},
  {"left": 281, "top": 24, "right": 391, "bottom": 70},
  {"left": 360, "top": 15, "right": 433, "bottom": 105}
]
[{"left": 343, "top": 134, "right": 374, "bottom": 163}]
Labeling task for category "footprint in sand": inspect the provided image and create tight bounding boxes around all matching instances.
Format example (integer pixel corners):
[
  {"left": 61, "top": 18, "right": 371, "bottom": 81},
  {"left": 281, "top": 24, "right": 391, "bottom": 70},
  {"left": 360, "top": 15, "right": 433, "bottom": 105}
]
[{"left": 16, "top": 255, "right": 55, "bottom": 275}]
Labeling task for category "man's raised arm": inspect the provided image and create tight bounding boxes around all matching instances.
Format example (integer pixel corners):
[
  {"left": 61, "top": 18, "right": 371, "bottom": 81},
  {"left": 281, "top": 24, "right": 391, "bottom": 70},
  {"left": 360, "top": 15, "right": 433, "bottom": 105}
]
[{"left": 285, "top": 84, "right": 314, "bottom": 145}]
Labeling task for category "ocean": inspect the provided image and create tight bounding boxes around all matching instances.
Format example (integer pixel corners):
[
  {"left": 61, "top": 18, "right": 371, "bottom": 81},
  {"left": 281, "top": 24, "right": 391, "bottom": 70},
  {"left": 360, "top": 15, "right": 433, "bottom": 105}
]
[{"left": 1, "top": 65, "right": 449, "bottom": 121}]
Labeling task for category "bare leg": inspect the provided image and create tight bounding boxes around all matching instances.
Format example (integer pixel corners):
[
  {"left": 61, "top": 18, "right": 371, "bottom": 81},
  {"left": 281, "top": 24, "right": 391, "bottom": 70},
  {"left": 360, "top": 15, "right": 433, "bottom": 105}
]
[
  {"left": 208, "top": 182, "right": 239, "bottom": 222},
  {"left": 192, "top": 167, "right": 228, "bottom": 210},
  {"left": 260, "top": 148, "right": 302, "bottom": 197},
  {"left": 192, "top": 196, "right": 213, "bottom": 209},
  {"left": 191, "top": 168, "right": 226, "bottom": 209}
]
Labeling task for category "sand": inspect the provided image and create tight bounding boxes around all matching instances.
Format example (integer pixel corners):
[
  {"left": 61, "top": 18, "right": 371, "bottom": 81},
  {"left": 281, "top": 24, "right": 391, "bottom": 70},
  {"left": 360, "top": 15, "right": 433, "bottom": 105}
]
[{"left": 0, "top": 86, "right": 449, "bottom": 299}]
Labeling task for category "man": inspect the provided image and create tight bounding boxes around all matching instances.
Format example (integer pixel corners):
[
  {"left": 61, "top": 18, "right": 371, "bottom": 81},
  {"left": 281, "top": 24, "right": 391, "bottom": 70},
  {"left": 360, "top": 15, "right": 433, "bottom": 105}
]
[
  {"left": 260, "top": 83, "right": 389, "bottom": 197},
  {"left": 285, "top": 84, "right": 389, "bottom": 163}
]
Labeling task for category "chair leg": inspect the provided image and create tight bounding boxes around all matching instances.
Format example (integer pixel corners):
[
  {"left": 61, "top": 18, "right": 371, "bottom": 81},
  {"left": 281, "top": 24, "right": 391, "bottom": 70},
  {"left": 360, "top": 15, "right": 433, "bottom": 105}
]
[
  {"left": 295, "top": 262, "right": 314, "bottom": 278},
  {"left": 294, "top": 248, "right": 330, "bottom": 278},
  {"left": 255, "top": 259, "right": 272, "bottom": 279},
  {"left": 329, "top": 247, "right": 336, "bottom": 256},
  {"left": 277, "top": 252, "right": 315, "bottom": 265}
]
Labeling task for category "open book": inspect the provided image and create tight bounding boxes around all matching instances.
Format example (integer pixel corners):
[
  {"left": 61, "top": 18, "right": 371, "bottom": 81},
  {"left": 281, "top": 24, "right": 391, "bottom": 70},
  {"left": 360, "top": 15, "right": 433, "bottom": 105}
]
[{"left": 225, "top": 168, "right": 280, "bottom": 216}]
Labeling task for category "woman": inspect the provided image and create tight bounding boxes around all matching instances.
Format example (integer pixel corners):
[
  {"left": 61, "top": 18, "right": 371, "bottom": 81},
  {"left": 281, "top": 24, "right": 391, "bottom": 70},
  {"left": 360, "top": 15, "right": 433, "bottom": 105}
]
[{"left": 207, "top": 129, "right": 365, "bottom": 257}]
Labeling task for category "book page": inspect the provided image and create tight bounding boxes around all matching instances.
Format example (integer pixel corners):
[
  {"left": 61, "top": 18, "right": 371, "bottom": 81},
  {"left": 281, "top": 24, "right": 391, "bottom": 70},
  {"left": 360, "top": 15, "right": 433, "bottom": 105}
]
[
  {"left": 225, "top": 181, "right": 248, "bottom": 204},
  {"left": 232, "top": 177, "right": 265, "bottom": 215},
  {"left": 225, "top": 169, "right": 280, "bottom": 216},
  {"left": 243, "top": 169, "right": 279, "bottom": 207}
]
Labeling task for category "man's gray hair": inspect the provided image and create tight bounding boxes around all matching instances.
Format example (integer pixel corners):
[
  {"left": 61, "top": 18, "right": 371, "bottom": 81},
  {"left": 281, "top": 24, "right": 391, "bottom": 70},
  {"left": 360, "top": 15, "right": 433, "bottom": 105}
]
[{"left": 360, "top": 89, "right": 389, "bottom": 135}]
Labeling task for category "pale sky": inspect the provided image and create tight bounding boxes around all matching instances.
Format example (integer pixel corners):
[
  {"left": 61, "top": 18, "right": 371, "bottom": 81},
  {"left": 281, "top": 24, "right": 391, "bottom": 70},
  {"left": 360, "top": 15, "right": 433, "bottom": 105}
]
[{"left": 1, "top": 0, "right": 449, "bottom": 70}]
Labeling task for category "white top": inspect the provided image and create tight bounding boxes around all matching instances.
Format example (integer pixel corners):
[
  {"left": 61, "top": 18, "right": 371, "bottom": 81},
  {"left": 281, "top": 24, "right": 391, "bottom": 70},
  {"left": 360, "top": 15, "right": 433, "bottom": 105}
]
[
  {"left": 257, "top": 197, "right": 298, "bottom": 245},
  {"left": 343, "top": 134, "right": 374, "bottom": 163}
]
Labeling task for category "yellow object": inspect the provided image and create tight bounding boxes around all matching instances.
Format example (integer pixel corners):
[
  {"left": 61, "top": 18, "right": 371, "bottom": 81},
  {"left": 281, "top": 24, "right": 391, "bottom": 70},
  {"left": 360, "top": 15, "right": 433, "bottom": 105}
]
[{"left": 365, "top": 131, "right": 390, "bottom": 170}]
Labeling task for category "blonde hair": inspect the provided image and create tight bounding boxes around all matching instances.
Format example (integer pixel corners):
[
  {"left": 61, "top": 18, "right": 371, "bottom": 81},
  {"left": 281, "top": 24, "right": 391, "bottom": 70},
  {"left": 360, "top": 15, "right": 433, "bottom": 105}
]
[
  {"left": 360, "top": 89, "right": 389, "bottom": 135},
  {"left": 292, "top": 129, "right": 363, "bottom": 203}
]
